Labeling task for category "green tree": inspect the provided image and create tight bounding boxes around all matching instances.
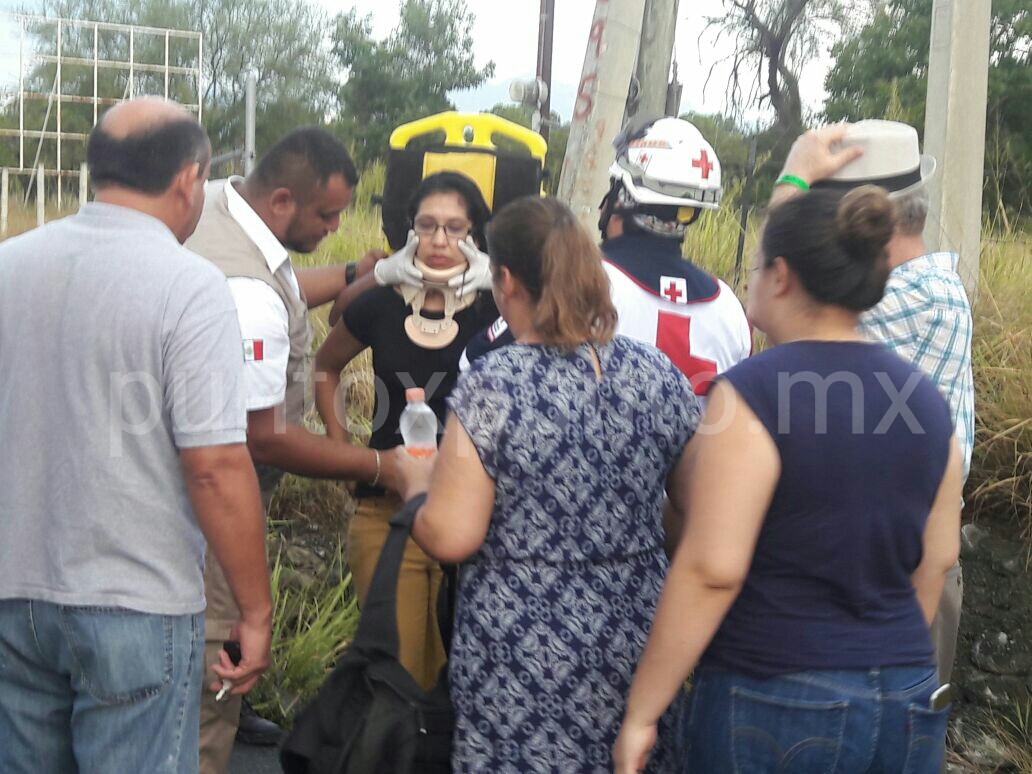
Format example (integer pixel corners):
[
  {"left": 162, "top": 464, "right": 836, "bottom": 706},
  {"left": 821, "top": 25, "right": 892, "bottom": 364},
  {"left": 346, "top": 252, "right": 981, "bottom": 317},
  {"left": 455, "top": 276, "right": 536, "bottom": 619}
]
[
  {"left": 332, "top": 0, "right": 495, "bottom": 166},
  {"left": 2, "top": 0, "right": 336, "bottom": 175},
  {"left": 823, "top": 0, "right": 931, "bottom": 128},
  {"left": 189, "top": 0, "right": 337, "bottom": 156},
  {"left": 824, "top": 0, "right": 1032, "bottom": 222}
]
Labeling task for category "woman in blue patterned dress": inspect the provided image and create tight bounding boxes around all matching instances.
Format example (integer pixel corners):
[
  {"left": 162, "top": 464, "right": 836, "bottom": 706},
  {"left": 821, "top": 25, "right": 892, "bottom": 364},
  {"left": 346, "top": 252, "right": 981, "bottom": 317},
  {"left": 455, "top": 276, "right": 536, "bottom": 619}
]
[{"left": 393, "top": 196, "right": 702, "bottom": 773}]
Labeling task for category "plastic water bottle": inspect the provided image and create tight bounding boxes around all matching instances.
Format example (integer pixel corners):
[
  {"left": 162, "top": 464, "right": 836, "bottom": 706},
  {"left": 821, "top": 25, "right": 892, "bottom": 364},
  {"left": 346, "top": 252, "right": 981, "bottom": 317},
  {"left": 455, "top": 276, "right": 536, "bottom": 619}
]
[{"left": 399, "top": 388, "right": 438, "bottom": 457}]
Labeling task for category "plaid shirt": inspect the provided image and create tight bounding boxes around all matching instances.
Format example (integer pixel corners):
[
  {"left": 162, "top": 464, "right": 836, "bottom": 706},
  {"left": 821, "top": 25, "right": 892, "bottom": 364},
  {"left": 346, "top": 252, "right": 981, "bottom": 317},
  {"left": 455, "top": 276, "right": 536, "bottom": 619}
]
[{"left": 859, "top": 252, "right": 975, "bottom": 482}]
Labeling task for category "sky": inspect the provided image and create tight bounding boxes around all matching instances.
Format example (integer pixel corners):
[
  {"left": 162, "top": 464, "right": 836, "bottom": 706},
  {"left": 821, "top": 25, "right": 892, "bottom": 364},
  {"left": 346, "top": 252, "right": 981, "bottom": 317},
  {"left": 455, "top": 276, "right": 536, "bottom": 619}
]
[
  {"left": 0, "top": 0, "right": 835, "bottom": 125},
  {"left": 333, "top": 0, "right": 833, "bottom": 123}
]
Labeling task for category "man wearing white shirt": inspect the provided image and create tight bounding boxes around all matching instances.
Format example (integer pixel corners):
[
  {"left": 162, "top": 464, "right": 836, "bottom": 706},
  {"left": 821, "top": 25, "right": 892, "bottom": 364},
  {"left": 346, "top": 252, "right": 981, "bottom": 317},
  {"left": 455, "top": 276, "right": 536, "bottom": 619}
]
[{"left": 185, "top": 128, "right": 400, "bottom": 773}]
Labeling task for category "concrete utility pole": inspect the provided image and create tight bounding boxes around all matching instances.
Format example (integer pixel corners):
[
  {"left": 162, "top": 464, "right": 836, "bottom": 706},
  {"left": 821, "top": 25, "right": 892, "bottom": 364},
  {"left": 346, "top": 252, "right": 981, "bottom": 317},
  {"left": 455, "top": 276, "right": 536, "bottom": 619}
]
[
  {"left": 631, "top": 0, "right": 680, "bottom": 121},
  {"left": 536, "top": 0, "right": 555, "bottom": 143},
  {"left": 922, "top": 0, "right": 992, "bottom": 298},
  {"left": 244, "top": 71, "right": 257, "bottom": 176},
  {"left": 558, "top": 0, "right": 647, "bottom": 232}
]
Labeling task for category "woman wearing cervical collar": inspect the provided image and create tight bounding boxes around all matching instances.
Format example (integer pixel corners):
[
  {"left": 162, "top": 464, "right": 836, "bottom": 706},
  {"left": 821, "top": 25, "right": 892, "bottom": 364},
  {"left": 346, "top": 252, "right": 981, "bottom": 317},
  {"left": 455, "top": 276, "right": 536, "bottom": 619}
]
[{"left": 314, "top": 171, "right": 498, "bottom": 690}]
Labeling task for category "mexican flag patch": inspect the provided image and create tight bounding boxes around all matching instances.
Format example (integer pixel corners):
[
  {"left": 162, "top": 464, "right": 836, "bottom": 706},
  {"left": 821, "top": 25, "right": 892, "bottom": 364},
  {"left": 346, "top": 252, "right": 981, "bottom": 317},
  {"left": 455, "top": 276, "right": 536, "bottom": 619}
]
[{"left": 243, "top": 339, "right": 264, "bottom": 362}]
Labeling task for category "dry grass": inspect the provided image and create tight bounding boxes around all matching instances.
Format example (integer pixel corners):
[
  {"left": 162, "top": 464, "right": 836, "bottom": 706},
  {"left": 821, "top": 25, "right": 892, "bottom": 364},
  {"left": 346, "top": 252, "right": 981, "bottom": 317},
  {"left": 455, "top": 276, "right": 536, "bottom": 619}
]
[
  {"left": 682, "top": 178, "right": 756, "bottom": 286},
  {"left": 1, "top": 200, "right": 77, "bottom": 236},
  {"left": 968, "top": 236, "right": 1032, "bottom": 541},
  {"left": 293, "top": 206, "right": 383, "bottom": 438},
  {"left": 950, "top": 702, "right": 1032, "bottom": 772}
]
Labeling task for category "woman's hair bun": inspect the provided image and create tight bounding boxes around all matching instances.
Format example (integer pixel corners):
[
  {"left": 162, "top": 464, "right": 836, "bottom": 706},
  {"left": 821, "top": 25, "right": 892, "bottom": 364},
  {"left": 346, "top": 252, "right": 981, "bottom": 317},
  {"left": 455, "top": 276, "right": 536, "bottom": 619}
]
[{"left": 835, "top": 185, "right": 897, "bottom": 265}]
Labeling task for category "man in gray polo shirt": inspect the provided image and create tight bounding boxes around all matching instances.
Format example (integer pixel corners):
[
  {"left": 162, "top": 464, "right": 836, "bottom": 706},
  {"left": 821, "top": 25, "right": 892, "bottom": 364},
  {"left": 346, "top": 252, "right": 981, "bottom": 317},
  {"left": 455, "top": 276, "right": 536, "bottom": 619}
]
[{"left": 0, "top": 98, "right": 272, "bottom": 774}]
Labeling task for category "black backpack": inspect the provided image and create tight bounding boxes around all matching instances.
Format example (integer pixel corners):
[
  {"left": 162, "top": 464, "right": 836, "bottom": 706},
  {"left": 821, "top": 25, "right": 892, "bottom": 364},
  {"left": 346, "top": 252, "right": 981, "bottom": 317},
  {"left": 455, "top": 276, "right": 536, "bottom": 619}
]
[{"left": 280, "top": 496, "right": 454, "bottom": 774}]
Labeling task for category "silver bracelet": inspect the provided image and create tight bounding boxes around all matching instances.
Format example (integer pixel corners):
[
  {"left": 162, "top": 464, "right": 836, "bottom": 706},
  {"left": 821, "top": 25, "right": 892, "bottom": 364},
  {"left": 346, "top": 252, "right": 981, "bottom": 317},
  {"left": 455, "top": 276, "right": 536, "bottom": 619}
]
[{"left": 370, "top": 449, "right": 381, "bottom": 488}]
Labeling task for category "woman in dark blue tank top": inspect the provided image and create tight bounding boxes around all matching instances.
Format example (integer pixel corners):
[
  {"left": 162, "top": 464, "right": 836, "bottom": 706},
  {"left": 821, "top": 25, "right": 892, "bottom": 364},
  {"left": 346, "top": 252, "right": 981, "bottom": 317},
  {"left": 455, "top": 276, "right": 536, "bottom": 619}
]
[{"left": 615, "top": 181, "right": 963, "bottom": 773}]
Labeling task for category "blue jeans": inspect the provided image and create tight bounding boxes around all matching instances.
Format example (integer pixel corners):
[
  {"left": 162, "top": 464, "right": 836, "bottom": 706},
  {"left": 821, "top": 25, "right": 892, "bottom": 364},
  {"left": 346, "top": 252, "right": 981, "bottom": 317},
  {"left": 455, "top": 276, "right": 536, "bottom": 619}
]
[
  {"left": 0, "top": 599, "right": 204, "bottom": 774},
  {"left": 678, "top": 665, "right": 949, "bottom": 773}
]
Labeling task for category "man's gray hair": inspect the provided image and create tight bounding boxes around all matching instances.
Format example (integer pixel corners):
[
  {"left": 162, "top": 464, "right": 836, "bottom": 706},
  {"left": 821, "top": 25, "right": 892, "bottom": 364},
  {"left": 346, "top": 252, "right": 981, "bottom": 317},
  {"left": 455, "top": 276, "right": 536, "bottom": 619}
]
[{"left": 894, "top": 186, "right": 930, "bottom": 237}]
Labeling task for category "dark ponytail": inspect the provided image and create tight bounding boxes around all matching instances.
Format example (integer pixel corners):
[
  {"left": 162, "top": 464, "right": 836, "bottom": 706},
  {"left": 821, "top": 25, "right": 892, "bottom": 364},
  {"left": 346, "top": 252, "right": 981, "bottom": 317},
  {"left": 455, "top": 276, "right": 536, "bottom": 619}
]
[
  {"left": 762, "top": 185, "right": 895, "bottom": 312},
  {"left": 488, "top": 196, "right": 617, "bottom": 348}
]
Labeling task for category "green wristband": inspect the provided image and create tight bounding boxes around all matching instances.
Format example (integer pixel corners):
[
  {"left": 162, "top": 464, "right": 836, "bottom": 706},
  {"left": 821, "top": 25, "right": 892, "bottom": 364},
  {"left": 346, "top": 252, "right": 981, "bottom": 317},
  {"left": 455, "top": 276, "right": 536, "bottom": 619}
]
[{"left": 776, "top": 174, "right": 810, "bottom": 192}]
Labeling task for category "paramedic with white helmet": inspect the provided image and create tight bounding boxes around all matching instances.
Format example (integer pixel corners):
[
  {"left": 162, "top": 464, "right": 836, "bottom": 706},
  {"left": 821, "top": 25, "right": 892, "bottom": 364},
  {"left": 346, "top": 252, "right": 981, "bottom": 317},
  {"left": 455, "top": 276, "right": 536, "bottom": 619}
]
[
  {"left": 460, "top": 117, "right": 751, "bottom": 392},
  {"left": 597, "top": 116, "right": 751, "bottom": 394}
]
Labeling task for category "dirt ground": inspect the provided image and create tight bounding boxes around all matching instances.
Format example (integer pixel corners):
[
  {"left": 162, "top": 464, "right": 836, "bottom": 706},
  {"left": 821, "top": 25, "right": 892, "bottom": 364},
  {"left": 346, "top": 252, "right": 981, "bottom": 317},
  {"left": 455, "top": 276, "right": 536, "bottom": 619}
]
[{"left": 947, "top": 513, "right": 1032, "bottom": 772}]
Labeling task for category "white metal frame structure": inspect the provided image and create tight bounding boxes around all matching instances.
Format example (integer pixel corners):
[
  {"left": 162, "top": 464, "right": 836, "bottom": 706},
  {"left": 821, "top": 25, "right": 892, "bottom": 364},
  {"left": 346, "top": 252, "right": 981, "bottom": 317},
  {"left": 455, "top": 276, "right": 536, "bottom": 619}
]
[{"left": 0, "top": 13, "right": 202, "bottom": 224}]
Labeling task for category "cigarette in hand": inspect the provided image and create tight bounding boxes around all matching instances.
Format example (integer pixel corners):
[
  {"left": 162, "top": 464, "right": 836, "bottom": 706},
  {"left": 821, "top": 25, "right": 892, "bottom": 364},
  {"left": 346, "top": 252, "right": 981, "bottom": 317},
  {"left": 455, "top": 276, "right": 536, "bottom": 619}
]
[{"left": 215, "top": 640, "right": 242, "bottom": 702}]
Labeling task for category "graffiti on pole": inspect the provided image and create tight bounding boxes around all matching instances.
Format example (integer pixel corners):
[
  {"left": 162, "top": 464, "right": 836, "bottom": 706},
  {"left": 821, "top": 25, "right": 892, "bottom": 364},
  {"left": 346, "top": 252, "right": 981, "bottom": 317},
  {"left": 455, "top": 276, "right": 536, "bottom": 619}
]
[
  {"left": 558, "top": 0, "right": 645, "bottom": 233},
  {"left": 573, "top": 17, "right": 606, "bottom": 120}
]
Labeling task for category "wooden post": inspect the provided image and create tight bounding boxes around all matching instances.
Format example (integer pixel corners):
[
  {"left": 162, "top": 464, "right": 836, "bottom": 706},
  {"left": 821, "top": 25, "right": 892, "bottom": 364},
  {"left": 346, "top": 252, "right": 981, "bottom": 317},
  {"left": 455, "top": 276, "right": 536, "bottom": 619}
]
[
  {"left": 923, "top": 0, "right": 992, "bottom": 298},
  {"left": 37, "top": 164, "right": 45, "bottom": 227},
  {"left": 79, "top": 163, "right": 88, "bottom": 210},
  {"left": 1, "top": 168, "right": 9, "bottom": 236},
  {"left": 558, "top": 0, "right": 647, "bottom": 232}
]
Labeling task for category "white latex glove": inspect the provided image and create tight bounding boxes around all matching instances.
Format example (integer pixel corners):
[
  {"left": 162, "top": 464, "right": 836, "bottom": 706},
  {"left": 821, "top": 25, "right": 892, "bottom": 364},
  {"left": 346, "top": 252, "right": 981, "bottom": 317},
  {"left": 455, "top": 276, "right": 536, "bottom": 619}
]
[
  {"left": 374, "top": 230, "right": 423, "bottom": 288},
  {"left": 451, "top": 237, "right": 493, "bottom": 299}
]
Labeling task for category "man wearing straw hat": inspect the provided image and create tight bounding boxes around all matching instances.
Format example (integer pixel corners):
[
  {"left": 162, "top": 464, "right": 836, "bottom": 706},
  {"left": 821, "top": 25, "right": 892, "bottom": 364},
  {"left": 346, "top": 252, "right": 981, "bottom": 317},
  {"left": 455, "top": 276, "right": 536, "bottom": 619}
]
[{"left": 771, "top": 120, "right": 974, "bottom": 688}]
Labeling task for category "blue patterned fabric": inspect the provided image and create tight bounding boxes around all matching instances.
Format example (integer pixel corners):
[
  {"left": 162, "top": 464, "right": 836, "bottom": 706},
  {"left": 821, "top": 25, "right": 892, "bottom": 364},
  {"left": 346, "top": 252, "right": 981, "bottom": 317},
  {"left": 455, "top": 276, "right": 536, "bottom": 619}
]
[{"left": 446, "top": 336, "right": 700, "bottom": 773}]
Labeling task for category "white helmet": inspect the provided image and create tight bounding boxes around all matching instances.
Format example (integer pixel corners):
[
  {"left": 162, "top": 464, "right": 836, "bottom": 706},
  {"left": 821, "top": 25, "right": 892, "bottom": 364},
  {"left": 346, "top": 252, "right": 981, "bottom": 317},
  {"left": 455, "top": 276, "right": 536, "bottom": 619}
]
[{"left": 608, "top": 117, "right": 723, "bottom": 210}]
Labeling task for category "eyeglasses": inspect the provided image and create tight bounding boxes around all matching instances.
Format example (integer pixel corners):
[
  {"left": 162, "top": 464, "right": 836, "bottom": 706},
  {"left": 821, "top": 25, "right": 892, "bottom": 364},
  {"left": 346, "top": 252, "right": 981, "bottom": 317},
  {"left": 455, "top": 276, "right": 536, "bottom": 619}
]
[{"left": 412, "top": 217, "right": 472, "bottom": 240}]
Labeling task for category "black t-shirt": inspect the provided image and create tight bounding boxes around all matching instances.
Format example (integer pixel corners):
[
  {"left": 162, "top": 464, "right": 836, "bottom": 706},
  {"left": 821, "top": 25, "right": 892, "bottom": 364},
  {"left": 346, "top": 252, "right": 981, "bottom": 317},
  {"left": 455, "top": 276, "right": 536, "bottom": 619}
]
[{"left": 343, "top": 285, "right": 499, "bottom": 451}]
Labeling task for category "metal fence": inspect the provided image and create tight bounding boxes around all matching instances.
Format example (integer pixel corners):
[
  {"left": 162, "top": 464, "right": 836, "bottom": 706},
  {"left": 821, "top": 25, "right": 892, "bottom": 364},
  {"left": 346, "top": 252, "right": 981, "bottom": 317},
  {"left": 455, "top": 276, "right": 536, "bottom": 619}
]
[{"left": 0, "top": 13, "right": 202, "bottom": 231}]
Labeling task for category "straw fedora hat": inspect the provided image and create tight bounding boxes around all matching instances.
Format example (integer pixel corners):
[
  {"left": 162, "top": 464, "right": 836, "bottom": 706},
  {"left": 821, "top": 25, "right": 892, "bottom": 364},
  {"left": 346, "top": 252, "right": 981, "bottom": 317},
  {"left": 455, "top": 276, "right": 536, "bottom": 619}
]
[{"left": 813, "top": 120, "right": 936, "bottom": 198}]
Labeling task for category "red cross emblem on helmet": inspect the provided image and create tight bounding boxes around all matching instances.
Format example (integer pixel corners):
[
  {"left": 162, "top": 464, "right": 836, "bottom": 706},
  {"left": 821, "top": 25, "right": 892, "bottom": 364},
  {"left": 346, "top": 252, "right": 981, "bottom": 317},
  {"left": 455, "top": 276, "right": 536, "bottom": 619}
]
[
  {"left": 608, "top": 117, "right": 724, "bottom": 210},
  {"left": 693, "top": 150, "right": 714, "bottom": 180}
]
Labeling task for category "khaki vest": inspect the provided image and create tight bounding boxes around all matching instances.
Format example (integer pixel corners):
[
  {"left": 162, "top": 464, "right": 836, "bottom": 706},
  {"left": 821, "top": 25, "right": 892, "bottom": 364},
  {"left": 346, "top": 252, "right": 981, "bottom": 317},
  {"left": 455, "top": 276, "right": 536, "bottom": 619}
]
[
  {"left": 187, "top": 182, "right": 313, "bottom": 639},
  {"left": 186, "top": 181, "right": 312, "bottom": 498}
]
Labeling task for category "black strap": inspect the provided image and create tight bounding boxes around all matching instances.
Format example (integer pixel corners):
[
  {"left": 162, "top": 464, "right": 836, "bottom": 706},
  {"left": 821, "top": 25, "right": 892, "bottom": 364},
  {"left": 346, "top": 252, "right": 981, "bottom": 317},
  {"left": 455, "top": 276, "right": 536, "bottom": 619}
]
[
  {"left": 351, "top": 494, "right": 427, "bottom": 657},
  {"left": 811, "top": 166, "right": 922, "bottom": 194}
]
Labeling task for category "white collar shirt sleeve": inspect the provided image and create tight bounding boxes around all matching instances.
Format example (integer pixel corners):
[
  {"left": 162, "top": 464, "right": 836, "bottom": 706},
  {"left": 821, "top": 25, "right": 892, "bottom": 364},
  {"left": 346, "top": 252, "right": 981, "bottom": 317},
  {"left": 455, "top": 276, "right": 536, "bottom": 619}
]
[
  {"left": 220, "top": 177, "right": 298, "bottom": 412},
  {"left": 226, "top": 278, "right": 290, "bottom": 412}
]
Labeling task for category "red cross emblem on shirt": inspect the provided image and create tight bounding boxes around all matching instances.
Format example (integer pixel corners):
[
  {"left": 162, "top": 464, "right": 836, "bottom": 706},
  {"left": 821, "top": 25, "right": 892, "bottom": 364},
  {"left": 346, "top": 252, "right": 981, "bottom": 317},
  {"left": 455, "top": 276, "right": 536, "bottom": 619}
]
[
  {"left": 663, "top": 281, "right": 684, "bottom": 303},
  {"left": 692, "top": 150, "right": 714, "bottom": 179}
]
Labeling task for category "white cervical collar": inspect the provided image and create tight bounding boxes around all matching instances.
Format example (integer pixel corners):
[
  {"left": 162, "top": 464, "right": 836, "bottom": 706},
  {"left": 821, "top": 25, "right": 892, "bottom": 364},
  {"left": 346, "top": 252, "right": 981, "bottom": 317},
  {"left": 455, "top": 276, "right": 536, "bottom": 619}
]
[{"left": 400, "top": 258, "right": 476, "bottom": 349}]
